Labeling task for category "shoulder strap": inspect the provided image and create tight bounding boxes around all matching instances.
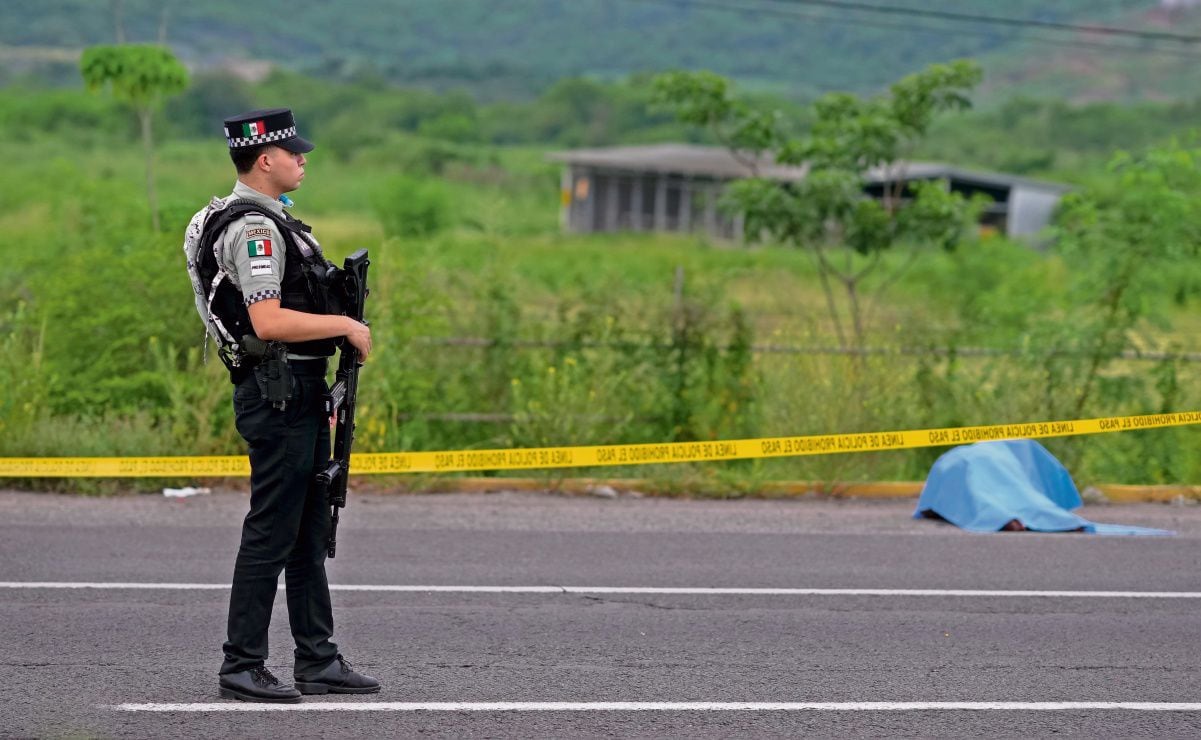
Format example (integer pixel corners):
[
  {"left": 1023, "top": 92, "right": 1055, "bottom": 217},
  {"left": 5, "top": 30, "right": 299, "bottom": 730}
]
[
  {"left": 201, "top": 199, "right": 270, "bottom": 242},
  {"left": 196, "top": 199, "right": 275, "bottom": 348},
  {"left": 204, "top": 200, "right": 316, "bottom": 258}
]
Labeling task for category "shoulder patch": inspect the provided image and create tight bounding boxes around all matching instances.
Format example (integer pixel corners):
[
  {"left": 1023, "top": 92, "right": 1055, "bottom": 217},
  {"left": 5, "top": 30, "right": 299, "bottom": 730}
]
[
  {"left": 243, "top": 213, "right": 269, "bottom": 225},
  {"left": 250, "top": 258, "right": 274, "bottom": 277},
  {"left": 245, "top": 226, "right": 273, "bottom": 240},
  {"left": 247, "top": 238, "right": 273, "bottom": 257}
]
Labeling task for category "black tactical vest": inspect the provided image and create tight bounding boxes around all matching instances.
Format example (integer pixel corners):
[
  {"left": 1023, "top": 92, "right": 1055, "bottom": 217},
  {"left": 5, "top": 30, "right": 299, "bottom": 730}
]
[{"left": 197, "top": 199, "right": 339, "bottom": 366}]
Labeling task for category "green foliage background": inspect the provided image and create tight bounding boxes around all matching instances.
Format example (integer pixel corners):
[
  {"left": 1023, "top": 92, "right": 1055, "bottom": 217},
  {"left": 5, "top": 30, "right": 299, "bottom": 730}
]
[
  {"left": 4, "top": 64, "right": 1201, "bottom": 492},
  {"left": 0, "top": 0, "right": 1179, "bottom": 100}
]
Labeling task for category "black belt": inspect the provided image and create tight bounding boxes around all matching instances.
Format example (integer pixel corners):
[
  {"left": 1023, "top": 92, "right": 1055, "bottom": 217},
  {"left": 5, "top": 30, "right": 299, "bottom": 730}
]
[
  {"left": 229, "top": 354, "right": 327, "bottom": 384},
  {"left": 290, "top": 358, "right": 328, "bottom": 375}
]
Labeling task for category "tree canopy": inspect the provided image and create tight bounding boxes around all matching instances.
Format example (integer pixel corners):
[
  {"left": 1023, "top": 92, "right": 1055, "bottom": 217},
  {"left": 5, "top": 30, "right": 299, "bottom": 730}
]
[
  {"left": 654, "top": 61, "right": 986, "bottom": 349},
  {"left": 80, "top": 44, "right": 188, "bottom": 107},
  {"left": 80, "top": 44, "right": 188, "bottom": 232}
]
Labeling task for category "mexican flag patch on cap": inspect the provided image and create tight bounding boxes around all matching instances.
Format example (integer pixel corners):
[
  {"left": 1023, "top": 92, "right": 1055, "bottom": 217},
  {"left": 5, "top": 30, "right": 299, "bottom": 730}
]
[
  {"left": 242, "top": 120, "right": 266, "bottom": 137},
  {"left": 247, "top": 238, "right": 272, "bottom": 257}
]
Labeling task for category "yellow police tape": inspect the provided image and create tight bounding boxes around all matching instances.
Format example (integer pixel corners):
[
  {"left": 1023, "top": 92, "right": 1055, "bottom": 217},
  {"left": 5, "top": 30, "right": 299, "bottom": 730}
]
[{"left": 1, "top": 411, "right": 1199, "bottom": 479}]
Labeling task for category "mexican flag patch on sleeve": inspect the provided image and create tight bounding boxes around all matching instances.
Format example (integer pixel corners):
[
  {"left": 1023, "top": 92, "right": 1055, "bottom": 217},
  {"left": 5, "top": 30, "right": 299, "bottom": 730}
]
[{"left": 247, "top": 238, "right": 272, "bottom": 257}]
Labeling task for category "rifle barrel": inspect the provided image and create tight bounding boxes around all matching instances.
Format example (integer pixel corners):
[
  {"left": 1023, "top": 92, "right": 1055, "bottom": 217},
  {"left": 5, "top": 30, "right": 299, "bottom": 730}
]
[{"left": 323, "top": 248, "right": 369, "bottom": 559}]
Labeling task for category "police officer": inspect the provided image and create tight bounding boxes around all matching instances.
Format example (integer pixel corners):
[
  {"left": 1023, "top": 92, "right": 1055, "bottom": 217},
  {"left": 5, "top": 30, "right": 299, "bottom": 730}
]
[{"left": 209, "top": 109, "right": 378, "bottom": 703}]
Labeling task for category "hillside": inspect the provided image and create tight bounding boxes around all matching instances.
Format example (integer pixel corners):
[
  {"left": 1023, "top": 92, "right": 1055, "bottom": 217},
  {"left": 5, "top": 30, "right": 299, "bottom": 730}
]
[{"left": 4, "top": 0, "right": 1200, "bottom": 101}]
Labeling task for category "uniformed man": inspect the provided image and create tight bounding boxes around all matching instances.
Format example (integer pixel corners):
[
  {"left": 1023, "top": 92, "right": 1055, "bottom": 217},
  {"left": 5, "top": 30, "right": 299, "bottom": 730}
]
[{"left": 205, "top": 108, "right": 378, "bottom": 703}]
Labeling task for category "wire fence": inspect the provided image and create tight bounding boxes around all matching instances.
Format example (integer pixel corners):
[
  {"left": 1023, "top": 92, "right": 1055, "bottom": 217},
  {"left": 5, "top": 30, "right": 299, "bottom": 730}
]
[{"left": 415, "top": 336, "right": 1201, "bottom": 363}]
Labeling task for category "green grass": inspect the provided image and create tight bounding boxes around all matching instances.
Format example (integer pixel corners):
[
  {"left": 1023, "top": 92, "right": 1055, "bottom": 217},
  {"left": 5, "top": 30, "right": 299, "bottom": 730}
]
[{"left": 5, "top": 129, "right": 1201, "bottom": 491}]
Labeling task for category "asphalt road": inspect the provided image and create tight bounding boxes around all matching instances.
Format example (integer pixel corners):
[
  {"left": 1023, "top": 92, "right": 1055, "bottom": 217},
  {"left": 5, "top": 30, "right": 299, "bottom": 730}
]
[{"left": 1, "top": 488, "right": 1199, "bottom": 738}]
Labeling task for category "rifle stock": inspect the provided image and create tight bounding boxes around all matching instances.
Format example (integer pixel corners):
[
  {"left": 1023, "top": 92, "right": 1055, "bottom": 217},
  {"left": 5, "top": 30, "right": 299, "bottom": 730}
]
[{"left": 319, "top": 248, "right": 369, "bottom": 559}]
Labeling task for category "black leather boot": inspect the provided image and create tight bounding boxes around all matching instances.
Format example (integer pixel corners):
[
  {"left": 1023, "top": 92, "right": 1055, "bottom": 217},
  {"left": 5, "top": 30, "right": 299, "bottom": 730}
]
[
  {"left": 219, "top": 666, "right": 303, "bottom": 703},
  {"left": 294, "top": 655, "right": 380, "bottom": 695}
]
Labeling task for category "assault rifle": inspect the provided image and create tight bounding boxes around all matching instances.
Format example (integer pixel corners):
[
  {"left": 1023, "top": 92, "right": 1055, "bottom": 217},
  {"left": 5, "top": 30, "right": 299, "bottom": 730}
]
[{"left": 316, "top": 248, "right": 370, "bottom": 559}]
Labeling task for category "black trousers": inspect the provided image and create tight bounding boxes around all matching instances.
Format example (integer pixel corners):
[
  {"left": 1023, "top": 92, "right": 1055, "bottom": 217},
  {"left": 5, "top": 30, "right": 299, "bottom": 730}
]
[{"left": 220, "top": 359, "right": 339, "bottom": 676}]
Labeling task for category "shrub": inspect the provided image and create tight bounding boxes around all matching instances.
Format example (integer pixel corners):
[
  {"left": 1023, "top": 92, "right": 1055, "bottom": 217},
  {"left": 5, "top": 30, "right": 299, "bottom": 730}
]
[{"left": 371, "top": 175, "right": 451, "bottom": 238}]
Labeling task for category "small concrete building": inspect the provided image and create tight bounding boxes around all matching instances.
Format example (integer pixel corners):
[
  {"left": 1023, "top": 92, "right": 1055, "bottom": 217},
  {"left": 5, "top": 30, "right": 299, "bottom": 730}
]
[{"left": 550, "top": 144, "right": 1069, "bottom": 241}]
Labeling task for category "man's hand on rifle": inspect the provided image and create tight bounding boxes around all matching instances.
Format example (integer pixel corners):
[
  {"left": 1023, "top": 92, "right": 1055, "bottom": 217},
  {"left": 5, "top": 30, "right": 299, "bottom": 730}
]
[{"left": 343, "top": 317, "right": 372, "bottom": 362}]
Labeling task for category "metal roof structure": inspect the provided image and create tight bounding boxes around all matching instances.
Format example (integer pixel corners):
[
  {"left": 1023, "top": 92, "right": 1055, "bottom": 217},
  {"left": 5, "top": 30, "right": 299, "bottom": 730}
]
[
  {"left": 550, "top": 144, "right": 1070, "bottom": 240},
  {"left": 862, "top": 162, "right": 1071, "bottom": 194},
  {"left": 548, "top": 144, "right": 803, "bottom": 180},
  {"left": 549, "top": 143, "right": 1070, "bottom": 193}
]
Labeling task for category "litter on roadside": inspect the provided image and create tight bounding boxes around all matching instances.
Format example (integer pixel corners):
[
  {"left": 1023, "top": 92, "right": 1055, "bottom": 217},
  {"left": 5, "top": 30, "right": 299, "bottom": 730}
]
[{"left": 162, "top": 486, "right": 211, "bottom": 498}]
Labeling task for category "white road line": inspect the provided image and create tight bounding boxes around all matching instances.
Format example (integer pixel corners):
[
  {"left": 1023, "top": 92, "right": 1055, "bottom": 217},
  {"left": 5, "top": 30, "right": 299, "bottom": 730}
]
[
  {"left": 3, "top": 582, "right": 1201, "bottom": 598},
  {"left": 0, "top": 582, "right": 230, "bottom": 590},
  {"left": 109, "top": 701, "right": 1201, "bottom": 713}
]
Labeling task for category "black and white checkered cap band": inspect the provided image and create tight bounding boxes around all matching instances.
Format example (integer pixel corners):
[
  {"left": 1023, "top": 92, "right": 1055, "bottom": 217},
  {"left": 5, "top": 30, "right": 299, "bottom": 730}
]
[{"left": 227, "top": 126, "right": 298, "bottom": 149}]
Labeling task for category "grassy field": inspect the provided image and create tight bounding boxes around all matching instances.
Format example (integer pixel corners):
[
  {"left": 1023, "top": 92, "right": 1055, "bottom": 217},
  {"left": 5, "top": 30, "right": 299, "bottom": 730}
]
[{"left": 4, "top": 127, "right": 1201, "bottom": 494}]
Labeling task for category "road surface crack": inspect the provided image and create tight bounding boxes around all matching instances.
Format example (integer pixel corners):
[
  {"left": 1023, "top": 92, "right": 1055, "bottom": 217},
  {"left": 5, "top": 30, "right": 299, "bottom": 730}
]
[{"left": 577, "top": 594, "right": 705, "bottom": 611}]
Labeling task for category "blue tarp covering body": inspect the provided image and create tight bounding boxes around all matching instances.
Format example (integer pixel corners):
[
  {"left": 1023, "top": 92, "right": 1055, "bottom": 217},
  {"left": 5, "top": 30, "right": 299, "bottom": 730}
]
[{"left": 914, "top": 439, "right": 1173, "bottom": 536}]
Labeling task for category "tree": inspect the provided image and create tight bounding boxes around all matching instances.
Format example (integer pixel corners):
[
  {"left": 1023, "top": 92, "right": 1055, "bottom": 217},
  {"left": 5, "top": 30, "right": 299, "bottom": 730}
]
[
  {"left": 654, "top": 62, "right": 985, "bottom": 350},
  {"left": 80, "top": 44, "right": 189, "bottom": 233},
  {"left": 1054, "top": 143, "right": 1201, "bottom": 420}
]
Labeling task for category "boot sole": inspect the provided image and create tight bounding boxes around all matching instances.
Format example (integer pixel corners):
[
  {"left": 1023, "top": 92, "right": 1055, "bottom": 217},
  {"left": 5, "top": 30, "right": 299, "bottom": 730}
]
[
  {"left": 218, "top": 686, "right": 303, "bottom": 703},
  {"left": 295, "top": 681, "right": 381, "bottom": 695}
]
